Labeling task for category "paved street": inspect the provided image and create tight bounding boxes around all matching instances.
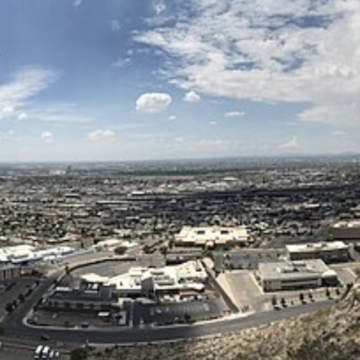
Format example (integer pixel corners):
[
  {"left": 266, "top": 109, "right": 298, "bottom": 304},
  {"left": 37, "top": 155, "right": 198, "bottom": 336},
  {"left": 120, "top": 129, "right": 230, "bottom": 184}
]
[{"left": 3, "top": 298, "right": 334, "bottom": 345}]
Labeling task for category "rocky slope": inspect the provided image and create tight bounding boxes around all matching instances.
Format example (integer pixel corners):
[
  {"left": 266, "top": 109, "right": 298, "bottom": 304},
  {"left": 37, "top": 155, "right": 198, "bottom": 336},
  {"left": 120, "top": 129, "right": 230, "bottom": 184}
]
[{"left": 86, "top": 282, "right": 360, "bottom": 360}]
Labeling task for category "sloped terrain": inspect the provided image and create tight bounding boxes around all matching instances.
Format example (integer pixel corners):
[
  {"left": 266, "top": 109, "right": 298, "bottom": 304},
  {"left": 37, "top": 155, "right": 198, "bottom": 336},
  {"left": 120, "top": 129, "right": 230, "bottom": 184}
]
[{"left": 85, "top": 282, "right": 360, "bottom": 360}]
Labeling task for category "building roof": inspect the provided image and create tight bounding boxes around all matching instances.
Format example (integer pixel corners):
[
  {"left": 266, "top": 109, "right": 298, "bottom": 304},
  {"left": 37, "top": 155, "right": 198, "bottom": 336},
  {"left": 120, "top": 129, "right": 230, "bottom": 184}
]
[
  {"left": 81, "top": 260, "right": 208, "bottom": 293},
  {"left": 333, "top": 221, "right": 360, "bottom": 228},
  {"left": 259, "top": 259, "right": 336, "bottom": 281},
  {"left": 286, "top": 241, "right": 349, "bottom": 253},
  {"left": 175, "top": 226, "right": 248, "bottom": 245}
]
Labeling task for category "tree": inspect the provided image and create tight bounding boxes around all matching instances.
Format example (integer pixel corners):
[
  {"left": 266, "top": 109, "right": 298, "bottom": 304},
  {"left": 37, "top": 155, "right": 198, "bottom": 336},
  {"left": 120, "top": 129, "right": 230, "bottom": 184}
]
[
  {"left": 5, "top": 303, "right": 13, "bottom": 313},
  {"left": 271, "top": 296, "right": 277, "bottom": 307},
  {"left": 325, "top": 288, "right": 331, "bottom": 298},
  {"left": 184, "top": 313, "right": 192, "bottom": 323},
  {"left": 280, "top": 297, "right": 286, "bottom": 307},
  {"left": 299, "top": 292, "right": 305, "bottom": 303},
  {"left": 308, "top": 292, "right": 313, "bottom": 302},
  {"left": 114, "top": 246, "right": 127, "bottom": 256},
  {"left": 70, "top": 348, "right": 88, "bottom": 360},
  {"left": 143, "top": 245, "right": 152, "bottom": 254}
]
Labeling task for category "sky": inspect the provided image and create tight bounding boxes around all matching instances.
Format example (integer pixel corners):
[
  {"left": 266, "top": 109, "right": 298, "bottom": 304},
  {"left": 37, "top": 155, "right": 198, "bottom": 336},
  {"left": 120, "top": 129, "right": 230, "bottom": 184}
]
[{"left": 0, "top": 0, "right": 359, "bottom": 162}]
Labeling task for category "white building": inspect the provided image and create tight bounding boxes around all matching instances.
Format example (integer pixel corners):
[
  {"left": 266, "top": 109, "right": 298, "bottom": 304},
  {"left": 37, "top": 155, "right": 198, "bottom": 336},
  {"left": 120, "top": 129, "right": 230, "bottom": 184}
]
[
  {"left": 175, "top": 226, "right": 249, "bottom": 247},
  {"left": 81, "top": 260, "right": 208, "bottom": 298},
  {"left": 0, "top": 244, "right": 75, "bottom": 265},
  {"left": 332, "top": 221, "right": 360, "bottom": 242},
  {"left": 286, "top": 241, "right": 350, "bottom": 263},
  {"left": 258, "top": 259, "right": 338, "bottom": 292}
]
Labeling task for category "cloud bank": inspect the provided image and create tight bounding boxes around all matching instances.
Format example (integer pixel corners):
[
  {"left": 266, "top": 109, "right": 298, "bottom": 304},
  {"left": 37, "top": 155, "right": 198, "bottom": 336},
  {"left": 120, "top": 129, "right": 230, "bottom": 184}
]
[{"left": 136, "top": 0, "right": 360, "bottom": 125}]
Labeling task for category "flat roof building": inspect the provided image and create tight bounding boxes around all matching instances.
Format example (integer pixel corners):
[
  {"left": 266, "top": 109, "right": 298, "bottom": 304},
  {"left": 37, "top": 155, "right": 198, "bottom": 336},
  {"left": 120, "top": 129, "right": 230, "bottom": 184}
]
[
  {"left": 258, "top": 259, "right": 338, "bottom": 292},
  {"left": 332, "top": 221, "right": 360, "bottom": 242},
  {"left": 286, "top": 241, "right": 350, "bottom": 263},
  {"left": 175, "top": 226, "right": 249, "bottom": 248},
  {"left": 80, "top": 260, "right": 208, "bottom": 299}
]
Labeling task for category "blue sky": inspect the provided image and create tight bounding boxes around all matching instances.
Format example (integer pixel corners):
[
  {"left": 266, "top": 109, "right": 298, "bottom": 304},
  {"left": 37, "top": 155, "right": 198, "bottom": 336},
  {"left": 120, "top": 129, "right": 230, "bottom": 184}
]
[{"left": 0, "top": 0, "right": 359, "bottom": 161}]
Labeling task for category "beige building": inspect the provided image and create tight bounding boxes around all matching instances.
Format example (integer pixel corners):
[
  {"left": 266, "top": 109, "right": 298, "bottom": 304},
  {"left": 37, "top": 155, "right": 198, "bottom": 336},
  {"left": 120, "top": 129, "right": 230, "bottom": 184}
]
[
  {"left": 258, "top": 259, "right": 338, "bottom": 292},
  {"left": 286, "top": 241, "right": 350, "bottom": 263},
  {"left": 332, "top": 221, "right": 360, "bottom": 242},
  {"left": 175, "top": 226, "right": 249, "bottom": 247}
]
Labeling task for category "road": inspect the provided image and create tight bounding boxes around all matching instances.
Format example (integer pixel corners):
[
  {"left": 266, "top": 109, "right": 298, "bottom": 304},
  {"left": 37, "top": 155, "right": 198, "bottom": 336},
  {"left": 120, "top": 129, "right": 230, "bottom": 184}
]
[
  {"left": 3, "top": 295, "right": 334, "bottom": 345},
  {"left": 0, "top": 255, "right": 336, "bottom": 346}
]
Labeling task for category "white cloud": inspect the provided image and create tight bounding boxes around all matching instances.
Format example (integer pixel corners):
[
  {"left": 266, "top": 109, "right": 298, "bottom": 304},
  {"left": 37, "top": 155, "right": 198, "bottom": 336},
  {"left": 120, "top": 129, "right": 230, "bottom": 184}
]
[
  {"left": 224, "top": 111, "right": 245, "bottom": 117},
  {"left": 279, "top": 136, "right": 299, "bottom": 149},
  {"left": 1, "top": 105, "right": 15, "bottom": 115},
  {"left": 17, "top": 112, "right": 28, "bottom": 120},
  {"left": 28, "top": 105, "right": 92, "bottom": 123},
  {"left": 73, "top": 0, "right": 83, "bottom": 7},
  {"left": 174, "top": 136, "right": 185, "bottom": 142},
  {"left": 153, "top": 0, "right": 166, "bottom": 15},
  {"left": 332, "top": 130, "right": 346, "bottom": 137},
  {"left": 41, "top": 131, "right": 53, "bottom": 143},
  {"left": 136, "top": 0, "right": 360, "bottom": 126},
  {"left": 209, "top": 121, "right": 217, "bottom": 125},
  {"left": 88, "top": 129, "right": 117, "bottom": 142},
  {"left": 183, "top": 90, "right": 201, "bottom": 103},
  {"left": 108, "top": 19, "right": 121, "bottom": 31},
  {"left": 0, "top": 67, "right": 57, "bottom": 120},
  {"left": 136, "top": 92, "right": 172, "bottom": 113},
  {"left": 113, "top": 57, "right": 131, "bottom": 68},
  {"left": 168, "top": 115, "right": 177, "bottom": 121}
]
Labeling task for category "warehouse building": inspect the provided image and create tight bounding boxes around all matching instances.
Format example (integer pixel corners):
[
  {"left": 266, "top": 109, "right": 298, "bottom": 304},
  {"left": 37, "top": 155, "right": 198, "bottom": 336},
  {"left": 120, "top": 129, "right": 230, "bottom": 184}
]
[
  {"left": 286, "top": 241, "right": 350, "bottom": 263},
  {"left": 175, "top": 226, "right": 249, "bottom": 248},
  {"left": 258, "top": 259, "right": 338, "bottom": 292}
]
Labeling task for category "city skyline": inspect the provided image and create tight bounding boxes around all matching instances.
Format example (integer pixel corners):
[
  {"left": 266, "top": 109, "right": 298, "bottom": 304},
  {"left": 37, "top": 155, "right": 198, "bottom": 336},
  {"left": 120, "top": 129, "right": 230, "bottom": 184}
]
[{"left": 0, "top": 0, "right": 359, "bottom": 161}]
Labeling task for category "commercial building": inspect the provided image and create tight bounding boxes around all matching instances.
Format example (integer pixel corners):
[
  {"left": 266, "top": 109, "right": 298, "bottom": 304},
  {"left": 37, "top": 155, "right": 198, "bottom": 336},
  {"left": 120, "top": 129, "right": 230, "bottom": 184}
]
[
  {"left": 175, "top": 226, "right": 249, "bottom": 248},
  {"left": 44, "top": 261, "right": 209, "bottom": 312},
  {"left": 0, "top": 244, "right": 75, "bottom": 265},
  {"left": 44, "top": 283, "right": 116, "bottom": 312},
  {"left": 332, "top": 221, "right": 360, "bottom": 242},
  {"left": 258, "top": 259, "right": 338, "bottom": 292},
  {"left": 286, "top": 241, "right": 350, "bottom": 263},
  {"left": 80, "top": 260, "right": 208, "bottom": 299}
]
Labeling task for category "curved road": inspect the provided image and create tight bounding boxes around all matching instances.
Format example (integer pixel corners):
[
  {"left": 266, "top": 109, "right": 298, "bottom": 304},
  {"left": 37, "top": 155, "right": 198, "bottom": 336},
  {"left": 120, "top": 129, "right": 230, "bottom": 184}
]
[{"left": 1, "top": 273, "right": 335, "bottom": 345}]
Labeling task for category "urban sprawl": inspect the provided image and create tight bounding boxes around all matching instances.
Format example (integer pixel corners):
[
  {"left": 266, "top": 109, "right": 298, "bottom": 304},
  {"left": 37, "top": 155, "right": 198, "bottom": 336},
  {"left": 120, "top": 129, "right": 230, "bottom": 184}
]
[{"left": 0, "top": 157, "right": 360, "bottom": 359}]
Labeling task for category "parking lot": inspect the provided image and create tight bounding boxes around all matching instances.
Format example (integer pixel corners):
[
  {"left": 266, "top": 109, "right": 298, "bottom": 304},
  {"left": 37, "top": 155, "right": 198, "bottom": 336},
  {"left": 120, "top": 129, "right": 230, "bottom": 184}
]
[
  {"left": 0, "top": 277, "right": 39, "bottom": 320},
  {"left": 213, "top": 249, "right": 286, "bottom": 272},
  {"left": 217, "top": 270, "right": 264, "bottom": 312},
  {"left": 71, "top": 261, "right": 133, "bottom": 278},
  {"left": 0, "top": 343, "right": 68, "bottom": 360},
  {"left": 131, "top": 297, "right": 229, "bottom": 326}
]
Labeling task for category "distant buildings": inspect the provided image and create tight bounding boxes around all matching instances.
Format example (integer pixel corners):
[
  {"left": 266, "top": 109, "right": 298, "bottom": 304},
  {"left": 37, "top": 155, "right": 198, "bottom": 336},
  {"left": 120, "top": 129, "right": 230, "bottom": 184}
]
[
  {"left": 286, "top": 241, "right": 350, "bottom": 263},
  {"left": 175, "top": 226, "right": 249, "bottom": 248},
  {"left": 258, "top": 259, "right": 338, "bottom": 292},
  {"left": 0, "top": 244, "right": 75, "bottom": 265}
]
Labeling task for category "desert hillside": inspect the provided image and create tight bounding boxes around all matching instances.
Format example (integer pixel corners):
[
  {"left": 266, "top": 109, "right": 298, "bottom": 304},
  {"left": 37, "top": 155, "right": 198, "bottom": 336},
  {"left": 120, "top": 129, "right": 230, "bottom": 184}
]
[{"left": 83, "top": 282, "right": 360, "bottom": 360}]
